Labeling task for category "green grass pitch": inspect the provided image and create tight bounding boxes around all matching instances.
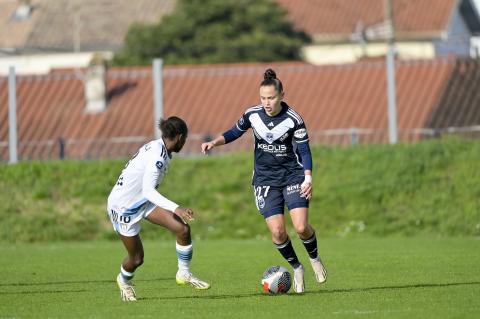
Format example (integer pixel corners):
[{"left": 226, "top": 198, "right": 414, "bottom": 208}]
[{"left": 1, "top": 238, "right": 479, "bottom": 318}]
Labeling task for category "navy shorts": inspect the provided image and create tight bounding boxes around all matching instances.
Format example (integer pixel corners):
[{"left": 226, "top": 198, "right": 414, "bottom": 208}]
[{"left": 253, "top": 183, "right": 309, "bottom": 218}]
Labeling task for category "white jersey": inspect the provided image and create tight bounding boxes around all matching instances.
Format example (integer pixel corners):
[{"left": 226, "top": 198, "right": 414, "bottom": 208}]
[{"left": 108, "top": 139, "right": 179, "bottom": 214}]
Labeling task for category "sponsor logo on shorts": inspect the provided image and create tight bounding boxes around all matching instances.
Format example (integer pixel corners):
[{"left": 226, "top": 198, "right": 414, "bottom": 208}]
[{"left": 286, "top": 184, "right": 301, "bottom": 195}]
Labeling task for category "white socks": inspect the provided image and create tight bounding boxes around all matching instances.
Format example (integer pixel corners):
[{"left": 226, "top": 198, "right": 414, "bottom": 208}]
[{"left": 176, "top": 242, "right": 193, "bottom": 274}]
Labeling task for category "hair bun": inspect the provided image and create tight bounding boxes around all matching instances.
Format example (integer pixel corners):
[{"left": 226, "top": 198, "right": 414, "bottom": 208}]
[{"left": 264, "top": 68, "right": 277, "bottom": 80}]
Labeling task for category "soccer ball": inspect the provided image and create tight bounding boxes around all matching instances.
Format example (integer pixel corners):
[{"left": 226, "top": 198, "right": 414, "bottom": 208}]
[{"left": 261, "top": 265, "right": 292, "bottom": 294}]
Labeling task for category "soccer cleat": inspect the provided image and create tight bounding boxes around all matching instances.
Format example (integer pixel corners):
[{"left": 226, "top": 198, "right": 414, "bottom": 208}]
[
  {"left": 293, "top": 264, "right": 305, "bottom": 293},
  {"left": 116, "top": 274, "right": 137, "bottom": 301},
  {"left": 176, "top": 271, "right": 211, "bottom": 290},
  {"left": 310, "top": 257, "right": 327, "bottom": 283}
]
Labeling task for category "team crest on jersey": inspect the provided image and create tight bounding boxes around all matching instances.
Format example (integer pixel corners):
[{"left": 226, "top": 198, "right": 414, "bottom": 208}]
[
  {"left": 294, "top": 129, "right": 307, "bottom": 139},
  {"left": 266, "top": 132, "right": 274, "bottom": 143}
]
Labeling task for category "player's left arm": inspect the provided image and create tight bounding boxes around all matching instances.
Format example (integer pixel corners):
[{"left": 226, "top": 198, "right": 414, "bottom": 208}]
[
  {"left": 293, "top": 123, "right": 313, "bottom": 200},
  {"left": 141, "top": 151, "right": 180, "bottom": 213},
  {"left": 297, "top": 143, "right": 313, "bottom": 200},
  {"left": 142, "top": 151, "right": 195, "bottom": 223}
]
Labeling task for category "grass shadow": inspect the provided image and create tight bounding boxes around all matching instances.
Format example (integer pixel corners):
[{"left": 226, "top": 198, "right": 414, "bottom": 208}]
[
  {"left": 2, "top": 280, "right": 479, "bottom": 298},
  {"left": 142, "top": 280, "right": 480, "bottom": 301}
]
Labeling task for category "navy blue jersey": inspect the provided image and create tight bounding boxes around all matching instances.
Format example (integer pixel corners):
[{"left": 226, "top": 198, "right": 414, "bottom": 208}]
[{"left": 228, "top": 102, "right": 310, "bottom": 186}]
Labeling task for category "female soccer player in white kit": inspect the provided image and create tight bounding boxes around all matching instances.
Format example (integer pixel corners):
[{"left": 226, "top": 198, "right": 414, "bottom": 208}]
[{"left": 108, "top": 116, "right": 210, "bottom": 302}]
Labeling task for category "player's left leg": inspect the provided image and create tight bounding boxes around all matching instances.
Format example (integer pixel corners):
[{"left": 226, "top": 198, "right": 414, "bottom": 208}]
[
  {"left": 146, "top": 207, "right": 210, "bottom": 290},
  {"left": 265, "top": 214, "right": 305, "bottom": 293},
  {"left": 290, "top": 208, "right": 327, "bottom": 284}
]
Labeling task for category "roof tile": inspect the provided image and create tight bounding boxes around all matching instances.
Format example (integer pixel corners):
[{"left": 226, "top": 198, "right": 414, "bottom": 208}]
[
  {"left": 276, "top": 0, "right": 456, "bottom": 40},
  {"left": 1, "top": 57, "right": 474, "bottom": 160},
  {"left": 0, "top": 0, "right": 175, "bottom": 52}
]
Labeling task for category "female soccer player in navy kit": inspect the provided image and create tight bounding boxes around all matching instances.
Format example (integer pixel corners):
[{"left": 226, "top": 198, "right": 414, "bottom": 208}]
[
  {"left": 201, "top": 69, "right": 327, "bottom": 293},
  {"left": 108, "top": 116, "right": 210, "bottom": 302}
]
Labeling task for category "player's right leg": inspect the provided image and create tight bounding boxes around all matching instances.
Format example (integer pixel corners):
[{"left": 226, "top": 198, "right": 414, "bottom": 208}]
[
  {"left": 117, "top": 234, "right": 144, "bottom": 301},
  {"left": 146, "top": 207, "right": 210, "bottom": 290},
  {"left": 107, "top": 205, "right": 145, "bottom": 301}
]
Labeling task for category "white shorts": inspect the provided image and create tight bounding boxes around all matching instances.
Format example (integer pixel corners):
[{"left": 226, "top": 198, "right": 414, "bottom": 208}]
[{"left": 107, "top": 201, "right": 156, "bottom": 237}]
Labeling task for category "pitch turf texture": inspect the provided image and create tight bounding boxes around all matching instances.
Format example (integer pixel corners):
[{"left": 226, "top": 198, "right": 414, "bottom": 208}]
[
  {"left": 1, "top": 138, "right": 479, "bottom": 317},
  {"left": 2, "top": 238, "right": 479, "bottom": 318}
]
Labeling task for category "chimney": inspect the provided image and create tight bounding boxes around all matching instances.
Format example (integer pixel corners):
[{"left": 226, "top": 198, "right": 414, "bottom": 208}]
[
  {"left": 12, "top": 0, "right": 33, "bottom": 20},
  {"left": 84, "top": 53, "right": 107, "bottom": 114}
]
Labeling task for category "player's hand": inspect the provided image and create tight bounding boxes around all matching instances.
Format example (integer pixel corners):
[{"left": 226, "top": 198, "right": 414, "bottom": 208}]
[
  {"left": 300, "top": 176, "right": 313, "bottom": 200},
  {"left": 174, "top": 207, "right": 195, "bottom": 224},
  {"left": 201, "top": 142, "right": 215, "bottom": 154}
]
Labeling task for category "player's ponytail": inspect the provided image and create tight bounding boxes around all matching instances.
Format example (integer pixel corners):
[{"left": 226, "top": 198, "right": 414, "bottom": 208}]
[
  {"left": 159, "top": 116, "right": 188, "bottom": 139},
  {"left": 261, "top": 68, "right": 283, "bottom": 93}
]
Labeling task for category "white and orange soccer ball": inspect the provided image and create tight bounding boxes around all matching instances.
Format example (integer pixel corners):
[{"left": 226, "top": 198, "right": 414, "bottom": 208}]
[{"left": 261, "top": 265, "right": 292, "bottom": 294}]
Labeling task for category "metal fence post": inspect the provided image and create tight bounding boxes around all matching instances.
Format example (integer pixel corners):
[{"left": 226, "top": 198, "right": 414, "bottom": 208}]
[
  {"left": 8, "top": 66, "right": 18, "bottom": 164},
  {"left": 350, "top": 128, "right": 359, "bottom": 145},
  {"left": 58, "top": 137, "right": 65, "bottom": 159},
  {"left": 385, "top": 0, "right": 398, "bottom": 144},
  {"left": 153, "top": 59, "right": 164, "bottom": 139}
]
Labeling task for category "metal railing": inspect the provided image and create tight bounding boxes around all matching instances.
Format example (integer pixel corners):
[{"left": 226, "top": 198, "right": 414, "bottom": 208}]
[{"left": 1, "top": 126, "right": 479, "bottom": 161}]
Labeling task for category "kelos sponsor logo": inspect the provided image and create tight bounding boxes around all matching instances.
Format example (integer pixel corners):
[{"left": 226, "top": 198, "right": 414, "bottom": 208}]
[
  {"left": 294, "top": 128, "right": 307, "bottom": 139},
  {"left": 257, "top": 143, "right": 286, "bottom": 153},
  {"left": 286, "top": 184, "right": 300, "bottom": 194}
]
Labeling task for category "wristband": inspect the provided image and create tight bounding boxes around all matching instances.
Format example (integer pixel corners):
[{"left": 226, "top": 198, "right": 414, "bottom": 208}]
[{"left": 304, "top": 175, "right": 312, "bottom": 184}]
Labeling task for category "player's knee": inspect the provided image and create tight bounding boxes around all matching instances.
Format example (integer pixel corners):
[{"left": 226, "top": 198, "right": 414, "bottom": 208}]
[
  {"left": 270, "top": 227, "right": 288, "bottom": 242},
  {"left": 132, "top": 253, "right": 144, "bottom": 268},
  {"left": 294, "top": 224, "right": 308, "bottom": 236},
  {"left": 177, "top": 223, "right": 191, "bottom": 240}
]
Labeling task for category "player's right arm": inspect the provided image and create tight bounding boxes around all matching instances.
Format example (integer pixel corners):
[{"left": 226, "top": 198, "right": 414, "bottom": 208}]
[
  {"left": 201, "top": 135, "right": 226, "bottom": 154},
  {"left": 201, "top": 110, "right": 251, "bottom": 154}
]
